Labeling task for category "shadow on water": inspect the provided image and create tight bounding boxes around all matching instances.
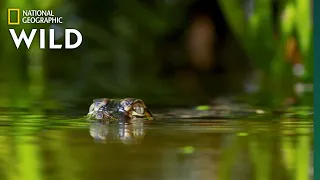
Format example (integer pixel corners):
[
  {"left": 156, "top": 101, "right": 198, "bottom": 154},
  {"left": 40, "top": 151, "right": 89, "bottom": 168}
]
[{"left": 0, "top": 111, "right": 313, "bottom": 180}]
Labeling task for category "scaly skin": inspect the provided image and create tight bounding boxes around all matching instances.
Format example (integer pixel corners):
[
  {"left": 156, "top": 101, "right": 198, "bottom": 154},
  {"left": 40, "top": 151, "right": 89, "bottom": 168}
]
[{"left": 87, "top": 98, "right": 153, "bottom": 124}]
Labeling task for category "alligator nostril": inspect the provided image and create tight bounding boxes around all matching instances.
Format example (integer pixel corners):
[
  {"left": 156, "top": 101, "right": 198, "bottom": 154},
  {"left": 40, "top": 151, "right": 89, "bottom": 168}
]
[{"left": 96, "top": 113, "right": 103, "bottom": 119}]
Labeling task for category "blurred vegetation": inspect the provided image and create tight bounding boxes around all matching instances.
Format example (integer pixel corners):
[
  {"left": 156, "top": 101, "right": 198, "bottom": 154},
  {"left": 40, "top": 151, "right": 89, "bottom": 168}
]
[
  {"left": 0, "top": 0, "right": 313, "bottom": 111},
  {"left": 219, "top": 0, "right": 313, "bottom": 107},
  {"left": 0, "top": 2, "right": 313, "bottom": 180}
]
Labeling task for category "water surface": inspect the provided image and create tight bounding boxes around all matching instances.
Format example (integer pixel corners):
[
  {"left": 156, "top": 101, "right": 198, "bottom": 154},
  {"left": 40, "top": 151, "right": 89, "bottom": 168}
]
[{"left": 0, "top": 114, "right": 313, "bottom": 180}]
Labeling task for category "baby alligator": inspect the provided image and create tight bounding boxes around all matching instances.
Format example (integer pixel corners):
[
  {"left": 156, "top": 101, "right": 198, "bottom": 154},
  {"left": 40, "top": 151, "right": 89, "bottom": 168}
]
[{"left": 87, "top": 98, "right": 153, "bottom": 123}]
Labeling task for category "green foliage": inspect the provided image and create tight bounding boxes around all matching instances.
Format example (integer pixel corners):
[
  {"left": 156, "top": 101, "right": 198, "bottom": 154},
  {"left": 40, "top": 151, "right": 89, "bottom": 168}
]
[
  {"left": 218, "top": 0, "right": 313, "bottom": 107},
  {"left": 0, "top": 0, "right": 313, "bottom": 109}
]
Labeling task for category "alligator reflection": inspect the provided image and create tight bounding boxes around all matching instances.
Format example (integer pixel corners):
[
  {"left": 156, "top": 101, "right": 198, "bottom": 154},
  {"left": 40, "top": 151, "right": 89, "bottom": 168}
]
[{"left": 89, "top": 120, "right": 146, "bottom": 144}]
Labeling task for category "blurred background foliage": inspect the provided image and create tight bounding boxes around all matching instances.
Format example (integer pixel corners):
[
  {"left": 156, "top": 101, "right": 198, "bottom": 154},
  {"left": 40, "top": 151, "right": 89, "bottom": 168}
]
[{"left": 0, "top": 0, "right": 313, "bottom": 112}]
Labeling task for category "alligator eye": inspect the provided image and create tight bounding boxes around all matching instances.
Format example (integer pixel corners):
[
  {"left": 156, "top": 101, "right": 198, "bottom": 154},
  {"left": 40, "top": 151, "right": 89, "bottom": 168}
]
[{"left": 133, "top": 103, "right": 145, "bottom": 114}]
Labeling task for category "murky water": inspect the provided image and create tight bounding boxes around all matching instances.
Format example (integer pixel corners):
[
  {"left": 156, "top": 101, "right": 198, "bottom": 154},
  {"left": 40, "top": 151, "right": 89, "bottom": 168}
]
[{"left": 0, "top": 113, "right": 313, "bottom": 180}]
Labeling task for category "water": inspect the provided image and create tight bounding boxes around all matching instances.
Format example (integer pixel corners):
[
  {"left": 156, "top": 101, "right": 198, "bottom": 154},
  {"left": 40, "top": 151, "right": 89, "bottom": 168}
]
[{"left": 0, "top": 113, "right": 313, "bottom": 180}]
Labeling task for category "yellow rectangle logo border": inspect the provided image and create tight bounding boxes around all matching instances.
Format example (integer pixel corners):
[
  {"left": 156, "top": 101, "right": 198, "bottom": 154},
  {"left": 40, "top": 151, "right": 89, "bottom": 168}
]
[{"left": 8, "top": 9, "right": 20, "bottom": 25}]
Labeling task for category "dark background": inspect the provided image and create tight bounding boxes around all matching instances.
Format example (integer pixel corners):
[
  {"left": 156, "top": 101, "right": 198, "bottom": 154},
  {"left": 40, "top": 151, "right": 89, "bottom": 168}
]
[{"left": 0, "top": 0, "right": 313, "bottom": 111}]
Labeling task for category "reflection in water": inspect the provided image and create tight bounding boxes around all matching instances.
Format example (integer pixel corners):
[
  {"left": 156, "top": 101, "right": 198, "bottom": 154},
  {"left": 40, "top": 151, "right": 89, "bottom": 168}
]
[
  {"left": 0, "top": 114, "right": 313, "bottom": 180},
  {"left": 89, "top": 120, "right": 146, "bottom": 144}
]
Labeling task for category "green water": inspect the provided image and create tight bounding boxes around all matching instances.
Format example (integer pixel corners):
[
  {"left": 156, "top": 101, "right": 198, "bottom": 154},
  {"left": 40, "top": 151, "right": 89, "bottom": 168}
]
[{"left": 0, "top": 113, "right": 313, "bottom": 180}]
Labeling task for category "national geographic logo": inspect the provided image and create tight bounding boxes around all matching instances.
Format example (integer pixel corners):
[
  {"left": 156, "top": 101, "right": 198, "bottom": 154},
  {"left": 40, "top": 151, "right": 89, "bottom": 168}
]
[
  {"left": 7, "top": 8, "right": 63, "bottom": 25},
  {"left": 7, "top": 9, "right": 20, "bottom": 25},
  {"left": 7, "top": 8, "right": 83, "bottom": 49}
]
